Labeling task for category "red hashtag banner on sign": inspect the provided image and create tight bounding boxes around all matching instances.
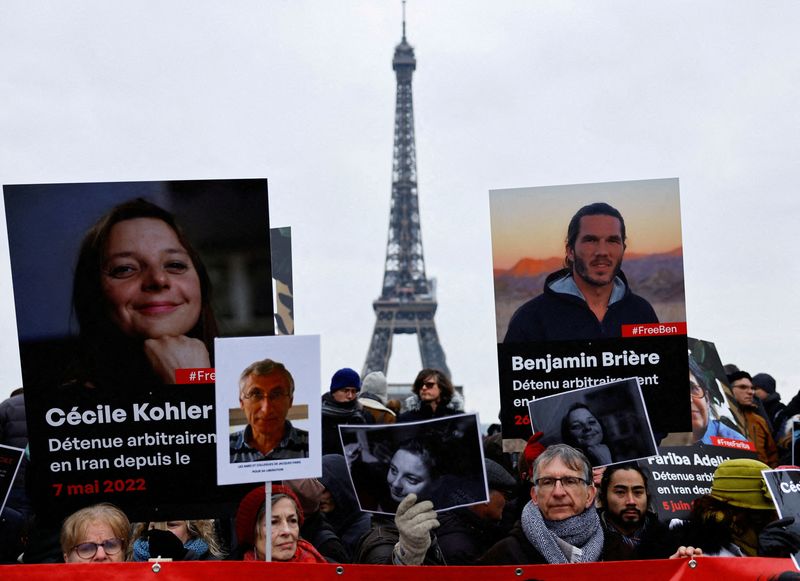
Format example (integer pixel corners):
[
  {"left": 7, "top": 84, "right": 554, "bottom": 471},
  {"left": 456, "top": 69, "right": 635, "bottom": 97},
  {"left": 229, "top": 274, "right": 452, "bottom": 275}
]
[
  {"left": 621, "top": 322, "right": 687, "bottom": 338},
  {"left": 175, "top": 368, "right": 216, "bottom": 384}
]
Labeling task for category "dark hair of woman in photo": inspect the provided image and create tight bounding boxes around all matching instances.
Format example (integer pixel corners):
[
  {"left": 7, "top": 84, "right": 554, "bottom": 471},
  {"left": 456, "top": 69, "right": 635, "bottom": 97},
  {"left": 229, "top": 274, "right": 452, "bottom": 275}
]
[
  {"left": 560, "top": 402, "right": 612, "bottom": 467},
  {"left": 68, "top": 198, "right": 217, "bottom": 387}
]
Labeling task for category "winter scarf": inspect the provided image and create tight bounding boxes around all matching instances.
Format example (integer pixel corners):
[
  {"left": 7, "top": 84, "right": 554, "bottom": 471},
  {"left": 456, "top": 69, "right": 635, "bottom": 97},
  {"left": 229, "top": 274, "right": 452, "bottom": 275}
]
[{"left": 520, "top": 501, "right": 604, "bottom": 564}]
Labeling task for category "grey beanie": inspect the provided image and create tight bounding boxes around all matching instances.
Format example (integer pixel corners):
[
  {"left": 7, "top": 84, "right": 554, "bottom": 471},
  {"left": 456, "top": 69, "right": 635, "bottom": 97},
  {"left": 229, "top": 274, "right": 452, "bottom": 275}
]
[{"left": 361, "top": 371, "right": 388, "bottom": 404}]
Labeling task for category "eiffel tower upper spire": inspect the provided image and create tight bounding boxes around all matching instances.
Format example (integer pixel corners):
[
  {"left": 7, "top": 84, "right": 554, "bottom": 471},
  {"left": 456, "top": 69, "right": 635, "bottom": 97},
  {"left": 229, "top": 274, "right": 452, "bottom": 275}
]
[{"left": 363, "top": 5, "right": 450, "bottom": 378}]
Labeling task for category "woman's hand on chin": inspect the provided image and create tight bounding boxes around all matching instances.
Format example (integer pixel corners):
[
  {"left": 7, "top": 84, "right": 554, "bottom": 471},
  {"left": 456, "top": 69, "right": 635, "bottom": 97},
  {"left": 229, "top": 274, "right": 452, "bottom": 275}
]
[{"left": 144, "top": 336, "right": 210, "bottom": 384}]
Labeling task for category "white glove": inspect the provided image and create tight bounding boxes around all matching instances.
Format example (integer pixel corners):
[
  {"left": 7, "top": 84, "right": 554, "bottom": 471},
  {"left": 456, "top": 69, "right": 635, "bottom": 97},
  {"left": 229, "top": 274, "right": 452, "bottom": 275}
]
[{"left": 393, "top": 493, "right": 439, "bottom": 565}]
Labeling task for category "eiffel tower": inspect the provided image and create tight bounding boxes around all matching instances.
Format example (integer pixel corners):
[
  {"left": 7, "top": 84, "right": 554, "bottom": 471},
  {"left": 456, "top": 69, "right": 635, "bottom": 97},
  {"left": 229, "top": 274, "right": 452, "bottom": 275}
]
[{"left": 363, "top": 7, "right": 450, "bottom": 379}]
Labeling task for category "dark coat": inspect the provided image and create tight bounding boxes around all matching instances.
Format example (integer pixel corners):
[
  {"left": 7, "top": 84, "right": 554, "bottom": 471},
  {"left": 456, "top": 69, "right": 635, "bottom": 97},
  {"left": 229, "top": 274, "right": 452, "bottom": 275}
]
[
  {"left": 397, "top": 393, "right": 464, "bottom": 423},
  {"left": 600, "top": 511, "right": 674, "bottom": 561},
  {"left": 0, "top": 393, "right": 32, "bottom": 563},
  {"left": 321, "top": 393, "right": 373, "bottom": 455},
  {"left": 504, "top": 269, "right": 658, "bottom": 343},
  {"left": 436, "top": 508, "right": 510, "bottom": 565},
  {"left": 320, "top": 454, "right": 372, "bottom": 561},
  {"left": 355, "top": 515, "right": 445, "bottom": 565},
  {"left": 477, "top": 521, "right": 549, "bottom": 565}
]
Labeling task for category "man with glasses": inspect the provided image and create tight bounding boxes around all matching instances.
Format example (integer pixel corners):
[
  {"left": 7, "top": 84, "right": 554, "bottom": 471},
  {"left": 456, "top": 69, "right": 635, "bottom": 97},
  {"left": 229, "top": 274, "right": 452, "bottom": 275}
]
[
  {"left": 480, "top": 444, "right": 607, "bottom": 564},
  {"left": 229, "top": 358, "right": 308, "bottom": 463},
  {"left": 727, "top": 371, "right": 778, "bottom": 467},
  {"left": 321, "top": 367, "right": 373, "bottom": 455}
]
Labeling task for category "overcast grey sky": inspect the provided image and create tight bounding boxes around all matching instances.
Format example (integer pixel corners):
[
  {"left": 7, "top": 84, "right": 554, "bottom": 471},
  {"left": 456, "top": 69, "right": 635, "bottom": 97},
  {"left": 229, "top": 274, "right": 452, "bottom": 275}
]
[{"left": 2, "top": 1, "right": 799, "bottom": 421}]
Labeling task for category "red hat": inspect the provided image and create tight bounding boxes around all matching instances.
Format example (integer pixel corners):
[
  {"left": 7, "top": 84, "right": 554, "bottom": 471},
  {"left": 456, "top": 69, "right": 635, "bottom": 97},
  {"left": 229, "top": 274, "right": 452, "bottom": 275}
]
[
  {"left": 519, "top": 432, "right": 547, "bottom": 482},
  {"left": 235, "top": 484, "right": 304, "bottom": 547}
]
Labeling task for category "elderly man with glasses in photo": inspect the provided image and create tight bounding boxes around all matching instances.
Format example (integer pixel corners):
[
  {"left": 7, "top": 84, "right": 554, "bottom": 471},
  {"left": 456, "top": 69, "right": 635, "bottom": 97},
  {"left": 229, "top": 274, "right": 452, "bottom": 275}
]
[
  {"left": 229, "top": 358, "right": 308, "bottom": 463},
  {"left": 479, "top": 444, "right": 607, "bottom": 565}
]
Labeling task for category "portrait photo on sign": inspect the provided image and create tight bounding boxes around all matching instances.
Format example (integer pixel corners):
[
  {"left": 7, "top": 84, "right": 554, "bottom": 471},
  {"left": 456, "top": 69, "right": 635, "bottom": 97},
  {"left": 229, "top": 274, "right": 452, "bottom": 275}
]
[
  {"left": 215, "top": 334, "right": 321, "bottom": 485},
  {"left": 661, "top": 337, "right": 750, "bottom": 449},
  {"left": 527, "top": 377, "right": 657, "bottom": 467},
  {"left": 338, "top": 414, "right": 488, "bottom": 515},
  {"left": 3, "top": 179, "right": 273, "bottom": 522},
  {"left": 4, "top": 179, "right": 273, "bottom": 390},
  {"left": 490, "top": 178, "right": 685, "bottom": 343}
]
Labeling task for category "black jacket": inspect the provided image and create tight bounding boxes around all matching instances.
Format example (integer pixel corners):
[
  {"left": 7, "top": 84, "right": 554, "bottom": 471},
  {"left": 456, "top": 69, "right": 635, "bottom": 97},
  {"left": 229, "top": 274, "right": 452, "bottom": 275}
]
[
  {"left": 504, "top": 269, "right": 658, "bottom": 342},
  {"left": 437, "top": 508, "right": 509, "bottom": 565},
  {"left": 321, "top": 393, "right": 373, "bottom": 455}
]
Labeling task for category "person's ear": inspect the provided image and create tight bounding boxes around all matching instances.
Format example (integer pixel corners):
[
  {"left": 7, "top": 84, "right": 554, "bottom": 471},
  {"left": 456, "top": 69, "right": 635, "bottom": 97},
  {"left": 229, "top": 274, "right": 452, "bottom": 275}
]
[
  {"left": 529, "top": 484, "right": 539, "bottom": 506},
  {"left": 585, "top": 483, "right": 597, "bottom": 509}
]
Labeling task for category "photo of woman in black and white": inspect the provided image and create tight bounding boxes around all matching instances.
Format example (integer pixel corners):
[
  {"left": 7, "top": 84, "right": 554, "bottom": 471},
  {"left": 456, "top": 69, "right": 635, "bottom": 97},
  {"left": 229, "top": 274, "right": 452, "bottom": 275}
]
[{"left": 340, "top": 414, "right": 488, "bottom": 515}]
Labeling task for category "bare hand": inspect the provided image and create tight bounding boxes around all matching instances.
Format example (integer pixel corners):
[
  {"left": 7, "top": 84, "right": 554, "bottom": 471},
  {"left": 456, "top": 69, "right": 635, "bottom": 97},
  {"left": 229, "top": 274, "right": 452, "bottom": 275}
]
[
  {"left": 592, "top": 466, "right": 606, "bottom": 487},
  {"left": 669, "top": 545, "right": 703, "bottom": 559},
  {"left": 144, "top": 336, "right": 210, "bottom": 384}
]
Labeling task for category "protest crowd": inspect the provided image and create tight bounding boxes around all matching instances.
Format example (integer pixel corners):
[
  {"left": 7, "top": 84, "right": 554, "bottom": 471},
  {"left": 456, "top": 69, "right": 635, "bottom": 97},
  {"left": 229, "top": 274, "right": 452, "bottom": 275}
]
[{"left": 2, "top": 365, "right": 800, "bottom": 571}]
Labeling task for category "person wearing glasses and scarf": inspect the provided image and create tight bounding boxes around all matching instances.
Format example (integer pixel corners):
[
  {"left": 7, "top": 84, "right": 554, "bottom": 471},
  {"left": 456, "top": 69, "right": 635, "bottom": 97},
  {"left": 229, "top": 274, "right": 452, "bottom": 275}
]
[
  {"left": 229, "top": 359, "right": 309, "bottom": 463},
  {"left": 479, "top": 444, "right": 606, "bottom": 565}
]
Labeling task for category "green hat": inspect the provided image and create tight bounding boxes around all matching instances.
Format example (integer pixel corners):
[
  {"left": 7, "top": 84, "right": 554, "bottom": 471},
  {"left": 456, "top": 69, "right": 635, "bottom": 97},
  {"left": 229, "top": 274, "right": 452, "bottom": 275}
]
[{"left": 709, "top": 458, "right": 774, "bottom": 510}]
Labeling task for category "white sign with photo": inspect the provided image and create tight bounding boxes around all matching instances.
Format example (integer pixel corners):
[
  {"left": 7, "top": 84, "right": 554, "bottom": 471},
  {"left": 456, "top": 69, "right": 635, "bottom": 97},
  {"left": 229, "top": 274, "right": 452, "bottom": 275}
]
[{"left": 215, "top": 335, "right": 321, "bottom": 485}]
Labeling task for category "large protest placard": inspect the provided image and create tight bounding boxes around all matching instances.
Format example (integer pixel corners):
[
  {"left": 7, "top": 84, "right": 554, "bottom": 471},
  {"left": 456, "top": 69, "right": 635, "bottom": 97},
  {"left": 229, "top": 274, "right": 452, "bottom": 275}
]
[
  {"left": 640, "top": 445, "right": 756, "bottom": 520},
  {"left": 339, "top": 414, "right": 488, "bottom": 515},
  {"left": 762, "top": 469, "right": 800, "bottom": 570},
  {"left": 528, "top": 377, "right": 656, "bottom": 467},
  {"left": 662, "top": 337, "right": 751, "bottom": 450},
  {"left": 4, "top": 179, "right": 272, "bottom": 521},
  {"left": 491, "top": 178, "right": 689, "bottom": 446},
  {"left": 215, "top": 335, "right": 320, "bottom": 484}
]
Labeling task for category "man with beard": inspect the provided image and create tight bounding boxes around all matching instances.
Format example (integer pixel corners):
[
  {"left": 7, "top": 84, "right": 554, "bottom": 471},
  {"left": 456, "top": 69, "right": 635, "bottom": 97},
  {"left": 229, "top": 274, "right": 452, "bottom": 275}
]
[
  {"left": 504, "top": 202, "right": 658, "bottom": 342},
  {"left": 597, "top": 464, "right": 672, "bottom": 560}
]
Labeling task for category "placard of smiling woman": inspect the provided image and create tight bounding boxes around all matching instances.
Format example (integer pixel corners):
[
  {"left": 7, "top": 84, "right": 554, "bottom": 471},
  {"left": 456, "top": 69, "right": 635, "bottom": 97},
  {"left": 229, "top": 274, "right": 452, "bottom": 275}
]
[{"left": 4, "top": 179, "right": 272, "bottom": 522}]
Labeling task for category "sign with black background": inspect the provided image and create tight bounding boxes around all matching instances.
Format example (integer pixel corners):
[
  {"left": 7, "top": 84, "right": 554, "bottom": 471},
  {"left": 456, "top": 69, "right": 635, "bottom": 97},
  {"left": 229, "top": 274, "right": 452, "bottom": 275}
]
[{"left": 499, "top": 335, "right": 689, "bottom": 441}]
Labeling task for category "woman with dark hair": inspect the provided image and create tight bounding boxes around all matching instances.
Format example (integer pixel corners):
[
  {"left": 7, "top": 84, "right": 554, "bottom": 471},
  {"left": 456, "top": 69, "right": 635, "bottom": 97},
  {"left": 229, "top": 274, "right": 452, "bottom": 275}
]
[
  {"left": 561, "top": 403, "right": 612, "bottom": 466},
  {"left": 69, "top": 198, "right": 217, "bottom": 387},
  {"left": 397, "top": 368, "right": 463, "bottom": 422}
]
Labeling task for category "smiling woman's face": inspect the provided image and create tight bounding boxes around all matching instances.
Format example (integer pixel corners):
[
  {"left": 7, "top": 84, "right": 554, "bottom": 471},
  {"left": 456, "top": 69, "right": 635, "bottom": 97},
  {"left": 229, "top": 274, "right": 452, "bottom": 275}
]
[
  {"left": 101, "top": 218, "right": 202, "bottom": 339},
  {"left": 387, "top": 449, "right": 431, "bottom": 502},
  {"left": 567, "top": 407, "right": 604, "bottom": 447}
]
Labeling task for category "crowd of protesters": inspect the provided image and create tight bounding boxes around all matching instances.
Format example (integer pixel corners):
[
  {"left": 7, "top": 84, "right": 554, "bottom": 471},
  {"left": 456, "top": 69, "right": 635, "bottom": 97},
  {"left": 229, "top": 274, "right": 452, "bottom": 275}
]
[{"left": 2, "top": 365, "right": 800, "bottom": 568}]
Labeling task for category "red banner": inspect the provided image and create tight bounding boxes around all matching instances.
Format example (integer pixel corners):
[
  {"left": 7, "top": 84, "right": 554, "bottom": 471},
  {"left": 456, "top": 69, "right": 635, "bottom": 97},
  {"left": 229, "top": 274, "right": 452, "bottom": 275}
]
[{"left": 0, "top": 557, "right": 793, "bottom": 580}]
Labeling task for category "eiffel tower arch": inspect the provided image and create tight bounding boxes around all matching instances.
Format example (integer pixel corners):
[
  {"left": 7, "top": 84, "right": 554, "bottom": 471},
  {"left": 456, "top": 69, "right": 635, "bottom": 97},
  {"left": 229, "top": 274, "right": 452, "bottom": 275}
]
[{"left": 363, "top": 11, "right": 450, "bottom": 379}]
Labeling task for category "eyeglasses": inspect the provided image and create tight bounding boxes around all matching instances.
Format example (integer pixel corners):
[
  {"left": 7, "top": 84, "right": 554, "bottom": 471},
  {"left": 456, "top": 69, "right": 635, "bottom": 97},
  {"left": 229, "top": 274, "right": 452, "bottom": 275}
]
[
  {"left": 421, "top": 381, "right": 438, "bottom": 389},
  {"left": 731, "top": 383, "right": 755, "bottom": 392},
  {"left": 534, "top": 476, "right": 589, "bottom": 490},
  {"left": 72, "top": 538, "right": 124, "bottom": 559},
  {"left": 690, "top": 384, "right": 706, "bottom": 399},
  {"left": 241, "top": 389, "right": 290, "bottom": 403}
]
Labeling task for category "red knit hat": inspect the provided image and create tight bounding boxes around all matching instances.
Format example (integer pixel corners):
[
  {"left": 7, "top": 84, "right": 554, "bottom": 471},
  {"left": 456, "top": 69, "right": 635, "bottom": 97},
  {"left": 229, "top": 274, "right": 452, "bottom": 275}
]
[
  {"left": 235, "top": 484, "right": 304, "bottom": 547},
  {"left": 519, "top": 432, "right": 547, "bottom": 482}
]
